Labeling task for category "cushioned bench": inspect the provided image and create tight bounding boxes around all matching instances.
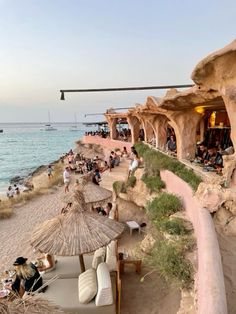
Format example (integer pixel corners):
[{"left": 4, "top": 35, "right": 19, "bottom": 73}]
[
  {"left": 42, "top": 274, "right": 117, "bottom": 314},
  {"left": 43, "top": 255, "right": 94, "bottom": 280}
]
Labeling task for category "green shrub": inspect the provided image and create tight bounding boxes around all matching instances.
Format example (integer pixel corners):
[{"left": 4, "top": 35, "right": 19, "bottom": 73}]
[
  {"left": 126, "top": 175, "right": 137, "bottom": 188},
  {"left": 156, "top": 218, "right": 189, "bottom": 236},
  {"left": 142, "top": 174, "right": 165, "bottom": 192},
  {"left": 147, "top": 192, "right": 182, "bottom": 220},
  {"left": 135, "top": 142, "right": 201, "bottom": 191},
  {"left": 113, "top": 181, "right": 126, "bottom": 196},
  {"left": 150, "top": 240, "right": 193, "bottom": 288},
  {"left": 175, "top": 235, "right": 196, "bottom": 252}
]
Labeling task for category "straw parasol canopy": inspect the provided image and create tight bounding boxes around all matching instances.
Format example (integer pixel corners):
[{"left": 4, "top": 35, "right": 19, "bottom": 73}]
[
  {"left": 31, "top": 190, "right": 124, "bottom": 272},
  {"left": 0, "top": 295, "right": 65, "bottom": 314},
  {"left": 62, "top": 180, "right": 112, "bottom": 206}
]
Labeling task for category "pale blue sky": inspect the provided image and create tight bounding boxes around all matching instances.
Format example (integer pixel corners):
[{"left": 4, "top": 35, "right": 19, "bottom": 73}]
[{"left": 0, "top": 0, "right": 235, "bottom": 122}]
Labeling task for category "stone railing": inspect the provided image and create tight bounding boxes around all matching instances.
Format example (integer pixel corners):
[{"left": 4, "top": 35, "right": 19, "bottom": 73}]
[{"left": 160, "top": 170, "right": 227, "bottom": 314}]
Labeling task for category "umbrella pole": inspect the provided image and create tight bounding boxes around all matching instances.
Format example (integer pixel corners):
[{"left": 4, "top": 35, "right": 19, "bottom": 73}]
[{"left": 79, "top": 254, "right": 85, "bottom": 273}]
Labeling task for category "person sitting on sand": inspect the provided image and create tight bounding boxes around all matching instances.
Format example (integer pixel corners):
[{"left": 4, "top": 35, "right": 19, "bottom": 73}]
[
  {"left": 11, "top": 257, "right": 43, "bottom": 297},
  {"left": 100, "top": 160, "right": 109, "bottom": 172},
  {"left": 35, "top": 253, "right": 56, "bottom": 273},
  {"left": 92, "top": 169, "right": 101, "bottom": 185},
  {"left": 111, "top": 151, "right": 120, "bottom": 166},
  {"left": 96, "top": 202, "right": 112, "bottom": 216},
  {"left": 13, "top": 184, "right": 20, "bottom": 195},
  {"left": 121, "top": 146, "right": 128, "bottom": 158},
  {"left": 6, "top": 186, "right": 14, "bottom": 199}
]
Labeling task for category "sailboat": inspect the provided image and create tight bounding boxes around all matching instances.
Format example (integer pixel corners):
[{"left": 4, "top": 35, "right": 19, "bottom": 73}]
[
  {"left": 69, "top": 113, "right": 78, "bottom": 131},
  {"left": 44, "top": 111, "right": 57, "bottom": 131}
]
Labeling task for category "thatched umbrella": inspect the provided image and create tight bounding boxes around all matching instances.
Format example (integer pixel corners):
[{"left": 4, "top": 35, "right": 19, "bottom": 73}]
[
  {"left": 31, "top": 190, "right": 124, "bottom": 272},
  {"left": 62, "top": 181, "right": 112, "bottom": 207},
  {"left": 0, "top": 295, "right": 65, "bottom": 314}
]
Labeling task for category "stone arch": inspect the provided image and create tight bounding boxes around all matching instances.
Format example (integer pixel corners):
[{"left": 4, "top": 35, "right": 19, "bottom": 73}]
[
  {"left": 106, "top": 116, "right": 118, "bottom": 140},
  {"left": 127, "top": 115, "right": 142, "bottom": 144}
]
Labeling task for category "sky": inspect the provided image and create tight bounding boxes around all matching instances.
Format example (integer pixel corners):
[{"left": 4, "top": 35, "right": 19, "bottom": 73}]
[{"left": 0, "top": 0, "right": 235, "bottom": 123}]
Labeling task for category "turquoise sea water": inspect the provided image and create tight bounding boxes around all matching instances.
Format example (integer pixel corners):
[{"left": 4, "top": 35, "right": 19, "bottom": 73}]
[{"left": 0, "top": 123, "right": 84, "bottom": 194}]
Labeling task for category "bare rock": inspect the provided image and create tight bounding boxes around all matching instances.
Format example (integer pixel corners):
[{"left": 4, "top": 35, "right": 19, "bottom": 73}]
[
  {"left": 195, "top": 182, "right": 224, "bottom": 212},
  {"left": 122, "top": 168, "right": 153, "bottom": 207},
  {"left": 224, "top": 217, "right": 236, "bottom": 236},
  {"left": 214, "top": 206, "right": 232, "bottom": 226},
  {"left": 140, "top": 234, "right": 156, "bottom": 254}
]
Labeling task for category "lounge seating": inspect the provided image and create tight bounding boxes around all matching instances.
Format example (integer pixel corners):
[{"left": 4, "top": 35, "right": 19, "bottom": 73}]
[
  {"left": 42, "top": 254, "right": 94, "bottom": 280},
  {"left": 42, "top": 274, "right": 116, "bottom": 314},
  {"left": 109, "top": 203, "right": 118, "bottom": 221},
  {"left": 41, "top": 244, "right": 120, "bottom": 314}
]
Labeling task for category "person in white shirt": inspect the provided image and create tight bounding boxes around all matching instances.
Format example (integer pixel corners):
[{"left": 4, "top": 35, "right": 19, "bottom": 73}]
[
  {"left": 63, "top": 167, "right": 71, "bottom": 193},
  {"left": 128, "top": 153, "right": 139, "bottom": 177}
]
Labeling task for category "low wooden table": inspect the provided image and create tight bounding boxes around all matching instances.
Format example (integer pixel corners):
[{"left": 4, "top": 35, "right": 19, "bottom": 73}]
[{"left": 119, "top": 259, "right": 142, "bottom": 275}]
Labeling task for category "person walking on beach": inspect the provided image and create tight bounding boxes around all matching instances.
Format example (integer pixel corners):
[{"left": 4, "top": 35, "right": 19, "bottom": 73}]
[
  {"left": 63, "top": 166, "right": 71, "bottom": 193},
  {"left": 47, "top": 165, "right": 53, "bottom": 179}
]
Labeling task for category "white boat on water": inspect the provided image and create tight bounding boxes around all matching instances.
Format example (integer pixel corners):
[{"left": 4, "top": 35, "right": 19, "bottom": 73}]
[
  {"left": 69, "top": 113, "right": 78, "bottom": 131},
  {"left": 44, "top": 124, "right": 57, "bottom": 131},
  {"left": 42, "top": 111, "right": 57, "bottom": 131}
]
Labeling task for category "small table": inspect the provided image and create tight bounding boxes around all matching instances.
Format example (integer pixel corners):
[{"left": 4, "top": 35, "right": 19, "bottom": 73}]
[
  {"left": 119, "top": 259, "right": 142, "bottom": 275},
  {"left": 126, "top": 221, "right": 141, "bottom": 236}
]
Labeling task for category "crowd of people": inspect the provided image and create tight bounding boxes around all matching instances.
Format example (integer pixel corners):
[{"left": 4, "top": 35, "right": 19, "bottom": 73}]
[
  {"left": 194, "top": 142, "right": 224, "bottom": 173},
  {"left": 6, "top": 184, "right": 20, "bottom": 199},
  {"left": 85, "top": 128, "right": 132, "bottom": 142},
  {"left": 0, "top": 145, "right": 140, "bottom": 299}
]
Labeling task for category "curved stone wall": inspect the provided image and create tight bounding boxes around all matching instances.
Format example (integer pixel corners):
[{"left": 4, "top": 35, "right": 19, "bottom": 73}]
[{"left": 160, "top": 170, "right": 227, "bottom": 314}]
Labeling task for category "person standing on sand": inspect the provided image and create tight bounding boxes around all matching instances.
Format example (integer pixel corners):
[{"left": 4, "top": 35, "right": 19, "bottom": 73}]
[
  {"left": 47, "top": 165, "right": 53, "bottom": 179},
  {"left": 63, "top": 166, "right": 71, "bottom": 193}
]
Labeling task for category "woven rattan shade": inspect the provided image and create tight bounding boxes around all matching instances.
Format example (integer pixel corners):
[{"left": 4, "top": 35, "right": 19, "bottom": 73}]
[
  {"left": 0, "top": 296, "right": 65, "bottom": 314},
  {"left": 31, "top": 191, "right": 124, "bottom": 256}
]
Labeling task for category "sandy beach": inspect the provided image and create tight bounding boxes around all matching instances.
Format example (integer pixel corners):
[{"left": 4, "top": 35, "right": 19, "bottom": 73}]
[{"left": 0, "top": 156, "right": 180, "bottom": 313}]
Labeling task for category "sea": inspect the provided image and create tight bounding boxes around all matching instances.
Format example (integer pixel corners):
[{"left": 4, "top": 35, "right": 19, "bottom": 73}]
[{"left": 0, "top": 123, "right": 86, "bottom": 195}]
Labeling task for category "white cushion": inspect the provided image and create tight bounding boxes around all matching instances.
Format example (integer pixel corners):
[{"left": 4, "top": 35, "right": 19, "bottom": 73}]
[
  {"left": 78, "top": 268, "right": 97, "bottom": 304},
  {"left": 105, "top": 241, "right": 117, "bottom": 272},
  {"left": 95, "top": 262, "right": 113, "bottom": 306},
  {"left": 92, "top": 247, "right": 106, "bottom": 270},
  {"left": 108, "top": 209, "right": 115, "bottom": 220},
  {"left": 108, "top": 203, "right": 117, "bottom": 220}
]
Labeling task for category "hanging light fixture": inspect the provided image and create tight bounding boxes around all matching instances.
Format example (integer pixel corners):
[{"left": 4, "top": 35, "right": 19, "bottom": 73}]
[{"left": 60, "top": 91, "right": 65, "bottom": 100}]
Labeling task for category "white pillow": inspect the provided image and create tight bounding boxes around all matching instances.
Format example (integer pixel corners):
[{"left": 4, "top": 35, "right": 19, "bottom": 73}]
[
  {"left": 95, "top": 262, "right": 113, "bottom": 306},
  {"left": 78, "top": 268, "right": 97, "bottom": 304},
  {"left": 109, "top": 203, "right": 117, "bottom": 220},
  {"left": 92, "top": 247, "right": 106, "bottom": 269},
  {"left": 106, "top": 241, "right": 117, "bottom": 272},
  {"left": 108, "top": 209, "right": 115, "bottom": 220}
]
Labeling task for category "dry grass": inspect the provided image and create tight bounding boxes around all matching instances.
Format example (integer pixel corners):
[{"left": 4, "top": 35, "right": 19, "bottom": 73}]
[
  {"left": 0, "top": 162, "right": 64, "bottom": 219},
  {"left": 0, "top": 204, "right": 12, "bottom": 219}
]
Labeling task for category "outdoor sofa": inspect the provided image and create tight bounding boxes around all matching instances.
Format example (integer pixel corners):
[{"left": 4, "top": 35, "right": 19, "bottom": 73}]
[{"left": 40, "top": 203, "right": 121, "bottom": 314}]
